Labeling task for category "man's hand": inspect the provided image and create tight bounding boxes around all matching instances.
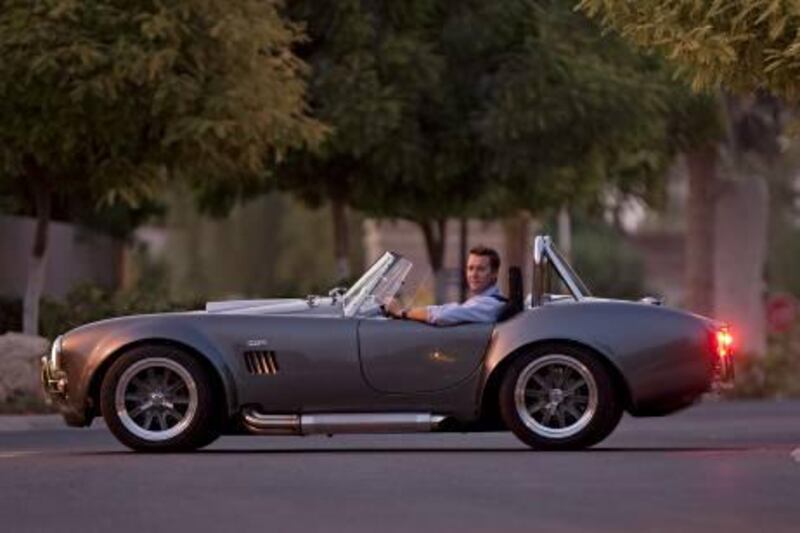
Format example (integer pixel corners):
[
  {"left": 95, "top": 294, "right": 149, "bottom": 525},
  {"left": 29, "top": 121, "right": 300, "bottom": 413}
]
[
  {"left": 384, "top": 298, "right": 404, "bottom": 318},
  {"left": 384, "top": 298, "right": 429, "bottom": 323}
]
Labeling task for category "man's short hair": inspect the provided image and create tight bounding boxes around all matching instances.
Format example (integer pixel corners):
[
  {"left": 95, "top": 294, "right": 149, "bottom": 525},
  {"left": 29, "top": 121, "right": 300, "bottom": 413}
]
[{"left": 469, "top": 245, "right": 500, "bottom": 272}]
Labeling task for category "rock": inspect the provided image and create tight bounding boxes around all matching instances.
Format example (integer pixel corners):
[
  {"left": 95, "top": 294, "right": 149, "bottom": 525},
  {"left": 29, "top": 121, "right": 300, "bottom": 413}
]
[{"left": 0, "top": 333, "right": 50, "bottom": 403}]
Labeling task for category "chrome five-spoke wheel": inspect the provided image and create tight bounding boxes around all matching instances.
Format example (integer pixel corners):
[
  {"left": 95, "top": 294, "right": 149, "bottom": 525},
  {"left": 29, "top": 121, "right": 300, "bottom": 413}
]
[
  {"left": 101, "top": 346, "right": 219, "bottom": 452},
  {"left": 499, "top": 345, "right": 623, "bottom": 450}
]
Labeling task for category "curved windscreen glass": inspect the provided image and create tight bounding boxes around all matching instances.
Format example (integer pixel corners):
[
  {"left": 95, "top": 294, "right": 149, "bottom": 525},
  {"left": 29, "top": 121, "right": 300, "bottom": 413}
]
[{"left": 342, "top": 252, "right": 413, "bottom": 316}]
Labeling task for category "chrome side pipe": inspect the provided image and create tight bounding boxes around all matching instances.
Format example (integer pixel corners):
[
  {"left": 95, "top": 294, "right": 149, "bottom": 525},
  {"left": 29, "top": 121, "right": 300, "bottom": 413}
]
[
  {"left": 242, "top": 409, "right": 446, "bottom": 435},
  {"left": 241, "top": 413, "right": 301, "bottom": 435}
]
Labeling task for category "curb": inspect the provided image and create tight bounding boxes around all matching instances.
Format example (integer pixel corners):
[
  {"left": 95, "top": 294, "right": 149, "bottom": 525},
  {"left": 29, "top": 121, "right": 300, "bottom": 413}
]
[{"left": 0, "top": 415, "right": 105, "bottom": 432}]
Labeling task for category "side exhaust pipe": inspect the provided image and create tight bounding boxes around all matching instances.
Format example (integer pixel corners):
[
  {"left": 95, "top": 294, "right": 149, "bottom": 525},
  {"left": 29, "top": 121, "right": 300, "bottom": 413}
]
[{"left": 242, "top": 409, "right": 446, "bottom": 436}]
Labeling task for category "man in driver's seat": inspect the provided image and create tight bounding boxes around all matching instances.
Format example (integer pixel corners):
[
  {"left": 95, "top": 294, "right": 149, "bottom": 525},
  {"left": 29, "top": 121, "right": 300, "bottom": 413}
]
[{"left": 385, "top": 245, "right": 505, "bottom": 325}]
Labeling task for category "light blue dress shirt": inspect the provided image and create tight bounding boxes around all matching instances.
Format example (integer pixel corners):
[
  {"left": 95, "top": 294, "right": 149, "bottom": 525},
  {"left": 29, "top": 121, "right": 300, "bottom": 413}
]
[{"left": 426, "top": 284, "right": 506, "bottom": 326}]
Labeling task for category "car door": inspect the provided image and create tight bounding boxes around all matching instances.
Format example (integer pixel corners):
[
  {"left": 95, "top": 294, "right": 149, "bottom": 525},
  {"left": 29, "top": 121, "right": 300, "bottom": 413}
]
[{"left": 357, "top": 318, "right": 494, "bottom": 394}]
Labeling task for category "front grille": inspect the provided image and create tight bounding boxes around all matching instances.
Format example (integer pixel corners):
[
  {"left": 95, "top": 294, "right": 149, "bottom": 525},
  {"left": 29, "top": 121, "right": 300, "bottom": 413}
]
[{"left": 244, "top": 350, "right": 279, "bottom": 375}]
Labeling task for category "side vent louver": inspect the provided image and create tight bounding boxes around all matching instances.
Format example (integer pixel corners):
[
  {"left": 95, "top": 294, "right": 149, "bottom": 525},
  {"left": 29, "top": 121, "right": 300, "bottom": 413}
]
[{"left": 244, "top": 350, "right": 279, "bottom": 375}]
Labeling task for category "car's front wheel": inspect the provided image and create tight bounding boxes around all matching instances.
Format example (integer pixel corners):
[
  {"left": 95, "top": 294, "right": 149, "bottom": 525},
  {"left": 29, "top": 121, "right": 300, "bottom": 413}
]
[
  {"left": 100, "top": 345, "right": 219, "bottom": 452},
  {"left": 499, "top": 344, "right": 622, "bottom": 450}
]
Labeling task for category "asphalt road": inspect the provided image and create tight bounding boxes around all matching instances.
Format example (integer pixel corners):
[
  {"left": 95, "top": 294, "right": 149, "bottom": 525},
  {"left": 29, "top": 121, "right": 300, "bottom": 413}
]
[{"left": 1, "top": 400, "right": 799, "bottom": 533}]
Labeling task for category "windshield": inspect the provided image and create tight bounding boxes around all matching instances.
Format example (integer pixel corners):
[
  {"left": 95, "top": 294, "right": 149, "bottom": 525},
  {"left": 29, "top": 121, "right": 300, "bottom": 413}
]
[{"left": 342, "top": 252, "right": 413, "bottom": 316}]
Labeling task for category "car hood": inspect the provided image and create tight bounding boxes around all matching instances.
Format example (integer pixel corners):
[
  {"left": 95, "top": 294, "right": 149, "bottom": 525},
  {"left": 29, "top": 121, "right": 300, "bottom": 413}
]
[{"left": 205, "top": 297, "right": 342, "bottom": 316}]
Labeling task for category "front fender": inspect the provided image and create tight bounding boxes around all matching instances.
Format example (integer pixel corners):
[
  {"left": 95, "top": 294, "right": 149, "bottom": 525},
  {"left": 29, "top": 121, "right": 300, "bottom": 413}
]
[{"left": 63, "top": 314, "right": 238, "bottom": 424}]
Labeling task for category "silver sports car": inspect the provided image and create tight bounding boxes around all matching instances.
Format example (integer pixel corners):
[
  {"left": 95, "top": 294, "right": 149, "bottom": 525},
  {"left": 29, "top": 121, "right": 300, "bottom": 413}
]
[{"left": 42, "top": 235, "right": 734, "bottom": 452}]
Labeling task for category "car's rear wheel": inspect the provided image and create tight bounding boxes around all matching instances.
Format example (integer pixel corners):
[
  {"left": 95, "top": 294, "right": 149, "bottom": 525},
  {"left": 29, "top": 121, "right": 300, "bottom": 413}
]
[
  {"left": 100, "top": 345, "right": 219, "bottom": 452},
  {"left": 499, "top": 344, "right": 622, "bottom": 450}
]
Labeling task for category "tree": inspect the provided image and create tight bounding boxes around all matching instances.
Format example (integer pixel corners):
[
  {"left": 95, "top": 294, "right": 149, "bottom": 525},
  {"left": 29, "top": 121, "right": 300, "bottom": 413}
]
[
  {"left": 350, "top": 0, "right": 693, "bottom": 301},
  {"left": 270, "top": 0, "right": 715, "bottom": 305},
  {"left": 577, "top": 0, "right": 792, "bottom": 354},
  {"left": 274, "top": 0, "right": 441, "bottom": 280},
  {"left": 577, "top": 0, "right": 800, "bottom": 100},
  {"left": 0, "top": 0, "right": 323, "bottom": 334},
  {"left": 475, "top": 1, "right": 677, "bottom": 214}
]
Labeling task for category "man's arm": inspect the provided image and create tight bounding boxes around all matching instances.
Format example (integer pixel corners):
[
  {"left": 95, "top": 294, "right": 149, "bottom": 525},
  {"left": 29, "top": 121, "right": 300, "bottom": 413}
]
[
  {"left": 384, "top": 298, "right": 429, "bottom": 322},
  {"left": 426, "top": 297, "right": 502, "bottom": 326},
  {"left": 403, "top": 307, "right": 429, "bottom": 322},
  {"left": 385, "top": 297, "right": 503, "bottom": 325}
]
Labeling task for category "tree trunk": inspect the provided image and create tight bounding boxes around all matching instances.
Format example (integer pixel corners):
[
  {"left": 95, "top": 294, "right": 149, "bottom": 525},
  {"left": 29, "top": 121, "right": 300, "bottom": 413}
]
[
  {"left": 503, "top": 212, "right": 527, "bottom": 269},
  {"left": 684, "top": 145, "right": 717, "bottom": 316},
  {"left": 714, "top": 174, "right": 768, "bottom": 356},
  {"left": 709, "top": 92, "right": 779, "bottom": 357},
  {"left": 23, "top": 179, "right": 52, "bottom": 336},
  {"left": 419, "top": 219, "right": 448, "bottom": 303},
  {"left": 502, "top": 211, "right": 532, "bottom": 295},
  {"left": 330, "top": 198, "right": 350, "bottom": 281},
  {"left": 458, "top": 218, "right": 468, "bottom": 301},
  {"left": 557, "top": 205, "right": 572, "bottom": 260}
]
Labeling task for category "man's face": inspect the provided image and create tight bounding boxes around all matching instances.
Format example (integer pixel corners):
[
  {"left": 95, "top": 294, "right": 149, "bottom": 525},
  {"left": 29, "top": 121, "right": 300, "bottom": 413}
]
[{"left": 466, "top": 253, "right": 497, "bottom": 295}]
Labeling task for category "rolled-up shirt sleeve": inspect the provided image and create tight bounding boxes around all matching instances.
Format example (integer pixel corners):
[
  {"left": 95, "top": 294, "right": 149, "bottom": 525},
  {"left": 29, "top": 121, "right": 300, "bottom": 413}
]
[{"left": 426, "top": 295, "right": 504, "bottom": 326}]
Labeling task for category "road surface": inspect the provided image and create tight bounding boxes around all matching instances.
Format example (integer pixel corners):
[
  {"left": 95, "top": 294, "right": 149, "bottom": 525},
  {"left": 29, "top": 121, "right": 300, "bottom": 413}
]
[{"left": 1, "top": 400, "right": 798, "bottom": 532}]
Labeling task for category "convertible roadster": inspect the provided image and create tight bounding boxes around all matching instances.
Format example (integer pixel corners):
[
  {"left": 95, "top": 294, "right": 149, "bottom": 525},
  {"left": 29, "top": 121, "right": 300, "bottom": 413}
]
[{"left": 42, "top": 235, "right": 734, "bottom": 452}]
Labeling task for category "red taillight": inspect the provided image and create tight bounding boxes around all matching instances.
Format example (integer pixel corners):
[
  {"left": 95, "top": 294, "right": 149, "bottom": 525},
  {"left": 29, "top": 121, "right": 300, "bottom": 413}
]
[
  {"left": 710, "top": 325, "right": 735, "bottom": 382},
  {"left": 715, "top": 328, "right": 734, "bottom": 359}
]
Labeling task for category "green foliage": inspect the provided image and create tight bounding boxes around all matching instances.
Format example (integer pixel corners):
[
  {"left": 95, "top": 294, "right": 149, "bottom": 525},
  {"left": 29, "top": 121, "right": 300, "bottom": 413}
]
[
  {"left": 767, "top": 224, "right": 800, "bottom": 296},
  {"left": 276, "top": 0, "right": 443, "bottom": 212},
  {"left": 765, "top": 143, "right": 800, "bottom": 296},
  {"left": 570, "top": 222, "right": 647, "bottom": 299},
  {"left": 310, "top": 0, "right": 697, "bottom": 222},
  {"left": 726, "top": 322, "right": 800, "bottom": 398},
  {"left": 39, "top": 283, "right": 203, "bottom": 341},
  {"left": 165, "top": 190, "right": 353, "bottom": 299},
  {"left": 0, "top": 174, "right": 166, "bottom": 239},
  {"left": 0, "top": 0, "right": 324, "bottom": 207},
  {"left": 578, "top": 0, "right": 800, "bottom": 100},
  {"left": 2, "top": 274, "right": 201, "bottom": 340},
  {"left": 475, "top": 1, "right": 660, "bottom": 211},
  {"left": 540, "top": 215, "right": 647, "bottom": 299}
]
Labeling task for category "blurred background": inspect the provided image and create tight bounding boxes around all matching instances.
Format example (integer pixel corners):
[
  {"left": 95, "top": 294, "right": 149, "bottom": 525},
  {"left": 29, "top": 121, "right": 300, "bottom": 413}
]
[{"left": 1, "top": 0, "right": 799, "bottom": 407}]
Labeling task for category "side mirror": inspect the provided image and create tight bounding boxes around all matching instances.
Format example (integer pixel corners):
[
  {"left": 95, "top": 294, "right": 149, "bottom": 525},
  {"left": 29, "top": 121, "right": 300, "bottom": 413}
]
[{"left": 328, "top": 287, "right": 348, "bottom": 300}]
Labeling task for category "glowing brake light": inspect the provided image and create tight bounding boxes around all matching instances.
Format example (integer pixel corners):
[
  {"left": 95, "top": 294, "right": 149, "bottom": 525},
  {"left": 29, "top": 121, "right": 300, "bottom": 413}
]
[
  {"left": 715, "top": 327, "right": 734, "bottom": 359},
  {"left": 710, "top": 325, "right": 735, "bottom": 383}
]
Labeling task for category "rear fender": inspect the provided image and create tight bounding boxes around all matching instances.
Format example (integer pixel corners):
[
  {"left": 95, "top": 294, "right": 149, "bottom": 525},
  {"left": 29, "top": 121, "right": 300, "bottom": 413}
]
[
  {"left": 482, "top": 302, "right": 711, "bottom": 413},
  {"left": 480, "top": 324, "right": 631, "bottom": 422}
]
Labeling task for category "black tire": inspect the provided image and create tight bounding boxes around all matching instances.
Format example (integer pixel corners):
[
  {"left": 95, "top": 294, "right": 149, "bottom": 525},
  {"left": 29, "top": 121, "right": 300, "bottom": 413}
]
[
  {"left": 499, "top": 344, "right": 623, "bottom": 450},
  {"left": 100, "top": 345, "right": 220, "bottom": 452}
]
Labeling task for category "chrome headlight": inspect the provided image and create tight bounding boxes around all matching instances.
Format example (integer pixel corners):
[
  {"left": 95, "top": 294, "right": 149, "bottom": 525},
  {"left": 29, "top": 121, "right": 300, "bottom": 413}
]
[{"left": 49, "top": 335, "right": 63, "bottom": 371}]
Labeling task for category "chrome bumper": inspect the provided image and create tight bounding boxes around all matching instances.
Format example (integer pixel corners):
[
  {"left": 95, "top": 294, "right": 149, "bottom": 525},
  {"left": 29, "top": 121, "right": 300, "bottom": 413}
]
[
  {"left": 40, "top": 336, "right": 90, "bottom": 427},
  {"left": 41, "top": 335, "right": 67, "bottom": 400},
  {"left": 40, "top": 355, "right": 68, "bottom": 400}
]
